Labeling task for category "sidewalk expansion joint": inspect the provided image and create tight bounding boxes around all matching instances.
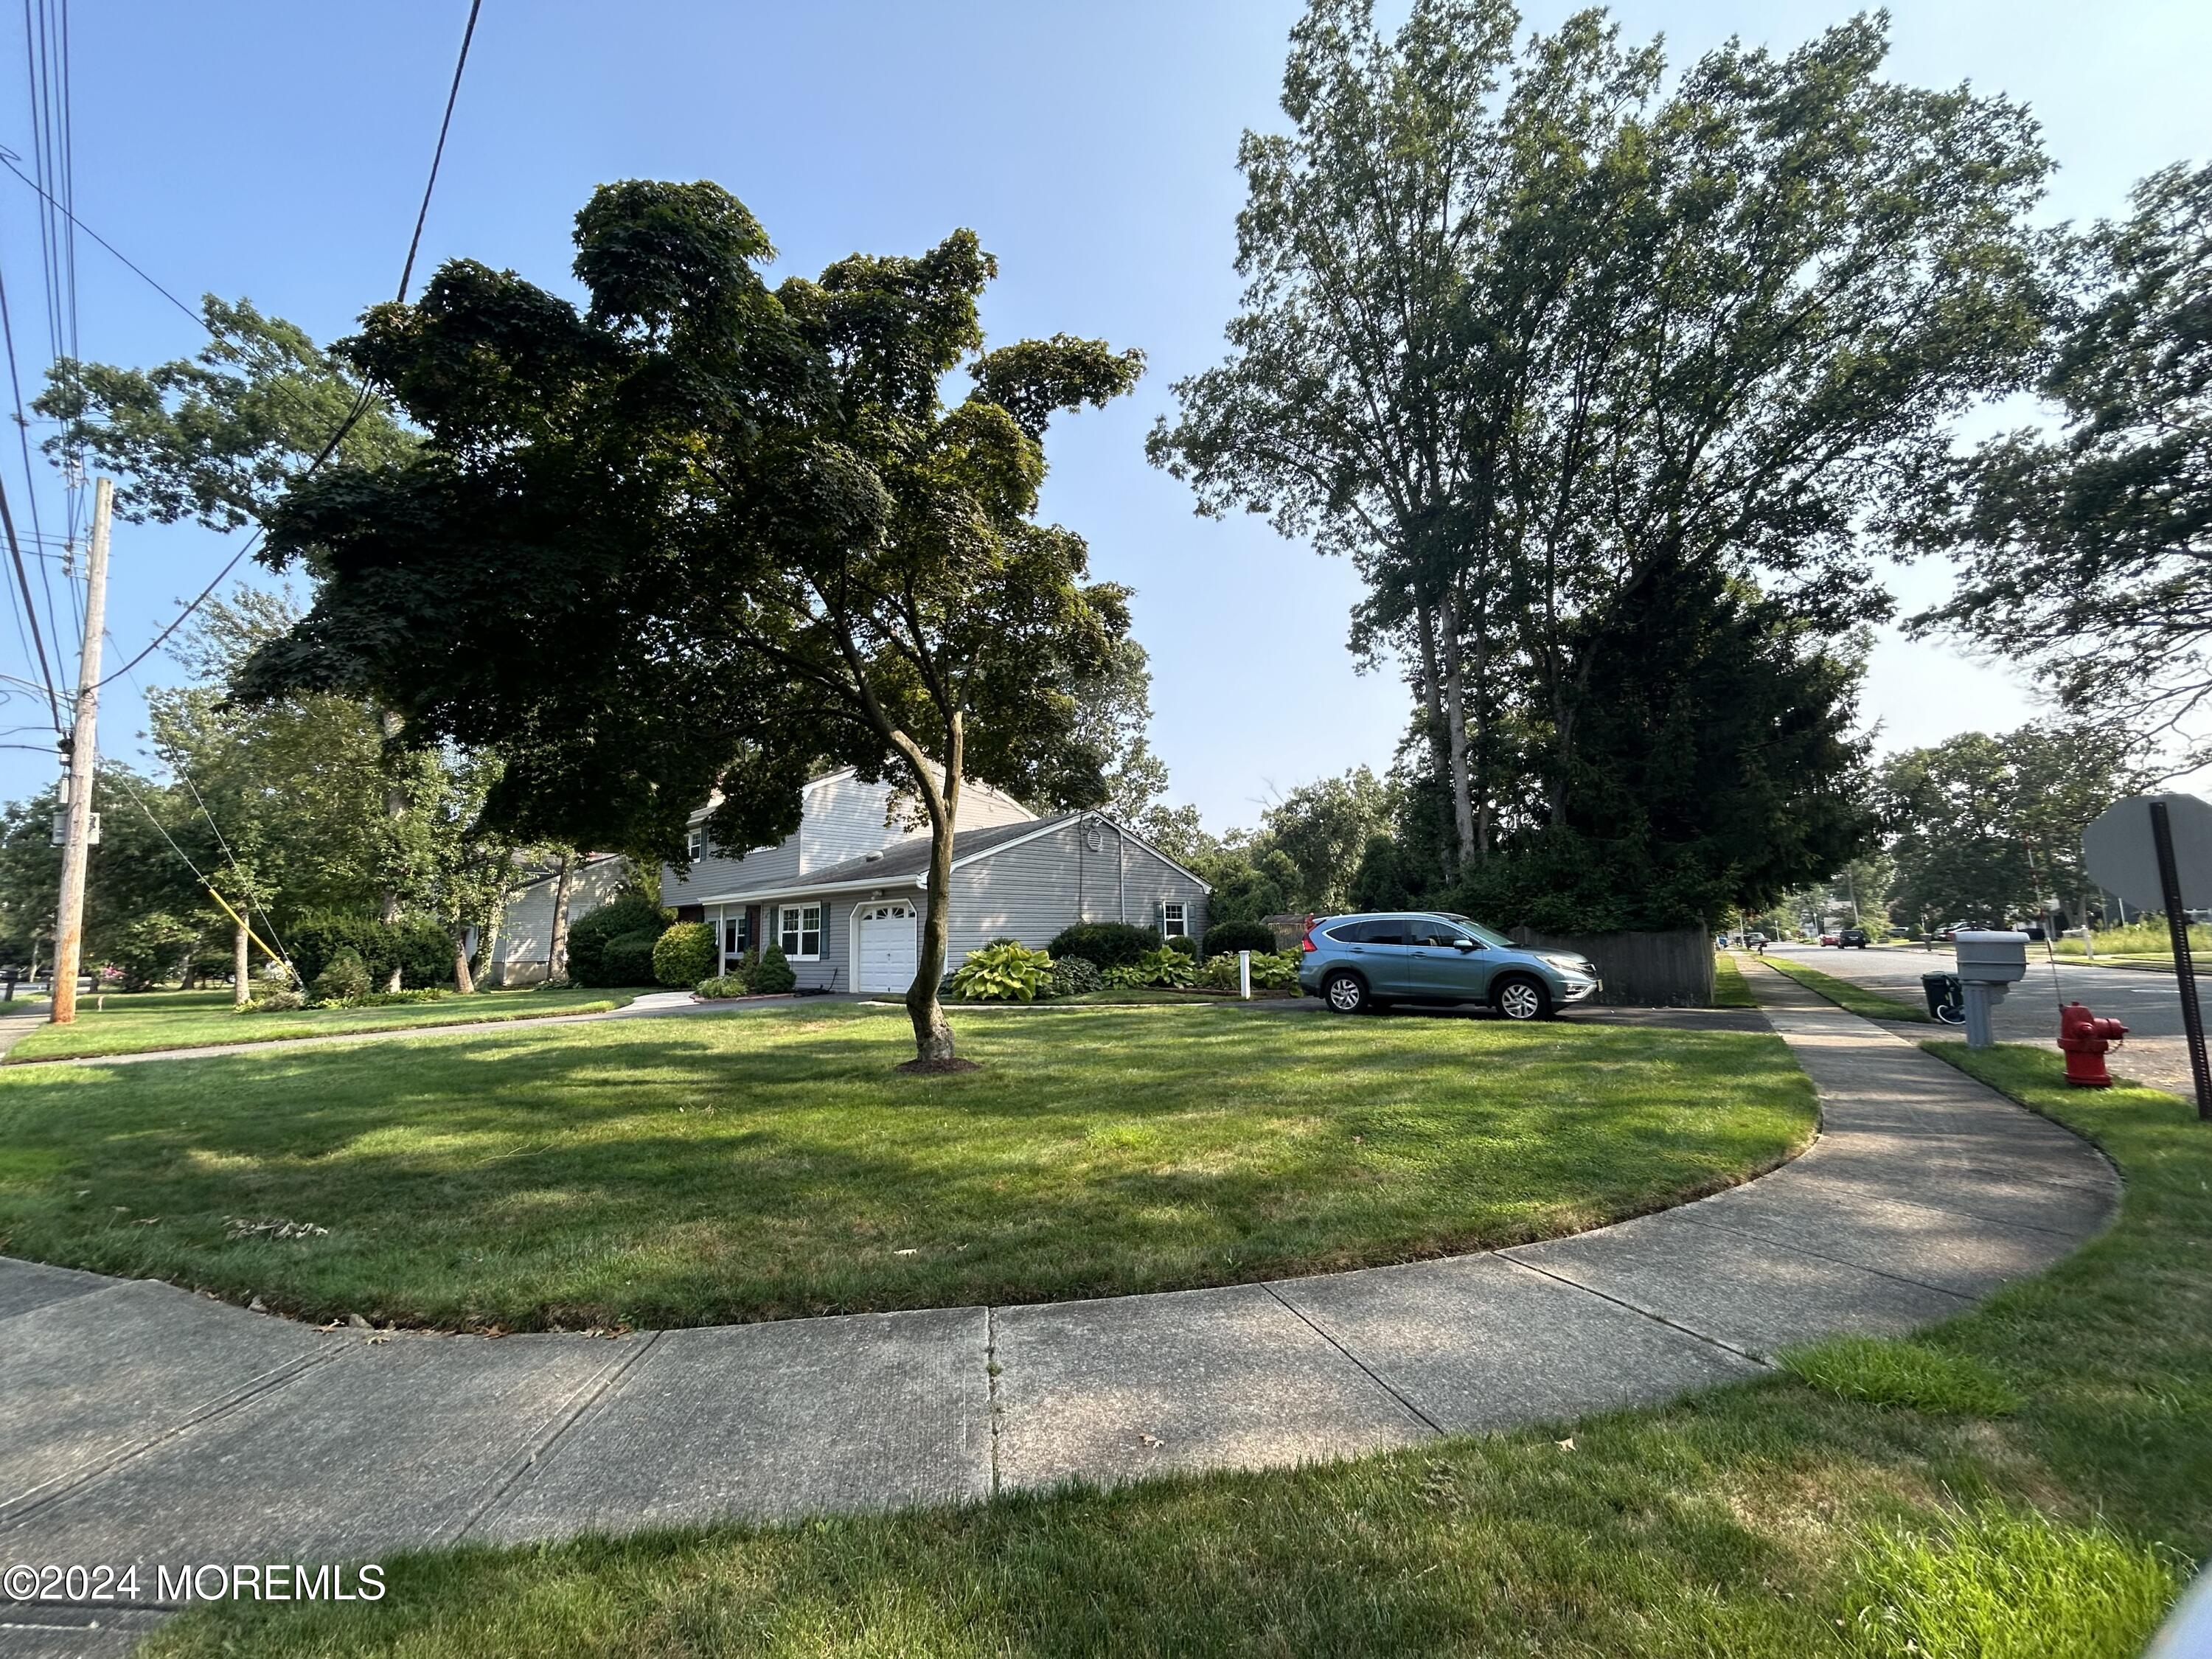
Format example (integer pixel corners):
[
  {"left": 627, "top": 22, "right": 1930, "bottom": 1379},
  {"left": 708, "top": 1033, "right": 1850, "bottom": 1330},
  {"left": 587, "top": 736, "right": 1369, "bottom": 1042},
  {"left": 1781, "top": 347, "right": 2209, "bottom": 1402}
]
[
  {"left": 1662, "top": 1213, "right": 1981, "bottom": 1304},
  {"left": 1260, "top": 1282, "right": 1444, "bottom": 1437},
  {"left": 0, "top": 1342, "right": 346, "bottom": 1534},
  {"left": 453, "top": 1329, "right": 665, "bottom": 1543},
  {"left": 985, "top": 1306, "right": 1002, "bottom": 1496},
  {"left": 1495, "top": 1254, "right": 1778, "bottom": 1371}
]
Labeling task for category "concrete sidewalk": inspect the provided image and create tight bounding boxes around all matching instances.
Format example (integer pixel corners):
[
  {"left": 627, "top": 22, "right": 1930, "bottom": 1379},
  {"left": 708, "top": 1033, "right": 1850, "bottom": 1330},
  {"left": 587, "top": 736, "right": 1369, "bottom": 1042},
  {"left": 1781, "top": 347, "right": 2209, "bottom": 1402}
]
[{"left": 0, "top": 973, "right": 2118, "bottom": 1654}]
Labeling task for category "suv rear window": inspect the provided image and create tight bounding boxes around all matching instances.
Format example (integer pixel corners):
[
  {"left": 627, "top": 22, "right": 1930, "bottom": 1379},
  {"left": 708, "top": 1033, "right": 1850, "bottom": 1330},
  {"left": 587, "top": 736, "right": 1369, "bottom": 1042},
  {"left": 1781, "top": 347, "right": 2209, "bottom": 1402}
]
[{"left": 1332, "top": 919, "right": 1408, "bottom": 945}]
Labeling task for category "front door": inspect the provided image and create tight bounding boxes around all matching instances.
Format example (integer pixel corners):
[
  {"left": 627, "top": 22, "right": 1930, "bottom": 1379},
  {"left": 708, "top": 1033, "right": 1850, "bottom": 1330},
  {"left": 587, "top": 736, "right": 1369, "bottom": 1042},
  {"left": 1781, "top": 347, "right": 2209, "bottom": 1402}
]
[
  {"left": 855, "top": 902, "right": 919, "bottom": 992},
  {"left": 1405, "top": 918, "right": 1492, "bottom": 1002}
]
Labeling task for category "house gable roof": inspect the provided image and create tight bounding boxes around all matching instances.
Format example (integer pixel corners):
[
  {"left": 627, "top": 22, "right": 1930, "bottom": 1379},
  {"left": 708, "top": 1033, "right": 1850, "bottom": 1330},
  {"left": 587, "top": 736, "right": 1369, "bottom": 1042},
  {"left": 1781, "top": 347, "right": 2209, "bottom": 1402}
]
[{"left": 690, "top": 811, "right": 1211, "bottom": 905}]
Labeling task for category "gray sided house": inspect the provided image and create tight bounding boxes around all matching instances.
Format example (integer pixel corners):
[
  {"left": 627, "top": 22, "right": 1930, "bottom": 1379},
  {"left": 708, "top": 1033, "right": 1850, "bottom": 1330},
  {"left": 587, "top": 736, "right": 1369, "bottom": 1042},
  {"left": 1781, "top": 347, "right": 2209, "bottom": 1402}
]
[
  {"left": 482, "top": 852, "right": 634, "bottom": 987},
  {"left": 665, "top": 770, "right": 1208, "bottom": 993}
]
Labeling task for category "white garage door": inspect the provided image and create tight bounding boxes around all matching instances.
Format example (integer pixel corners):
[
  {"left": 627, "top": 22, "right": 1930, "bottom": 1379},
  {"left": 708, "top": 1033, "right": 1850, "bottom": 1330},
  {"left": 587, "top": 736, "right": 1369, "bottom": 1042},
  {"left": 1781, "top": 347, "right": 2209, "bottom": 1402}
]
[{"left": 855, "top": 902, "right": 919, "bottom": 992}]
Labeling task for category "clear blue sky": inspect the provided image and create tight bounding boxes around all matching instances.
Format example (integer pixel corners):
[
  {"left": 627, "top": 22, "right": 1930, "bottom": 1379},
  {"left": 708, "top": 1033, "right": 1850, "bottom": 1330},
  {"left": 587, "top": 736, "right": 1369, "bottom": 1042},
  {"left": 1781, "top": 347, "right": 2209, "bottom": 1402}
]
[{"left": 2, "top": 1, "right": 2205, "bottom": 826}]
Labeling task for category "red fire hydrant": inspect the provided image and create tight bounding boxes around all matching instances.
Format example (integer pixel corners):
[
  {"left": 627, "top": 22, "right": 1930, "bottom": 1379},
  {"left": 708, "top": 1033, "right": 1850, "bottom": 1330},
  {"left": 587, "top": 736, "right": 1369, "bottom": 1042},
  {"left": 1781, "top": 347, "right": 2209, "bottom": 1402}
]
[{"left": 2057, "top": 1002, "right": 2126, "bottom": 1088}]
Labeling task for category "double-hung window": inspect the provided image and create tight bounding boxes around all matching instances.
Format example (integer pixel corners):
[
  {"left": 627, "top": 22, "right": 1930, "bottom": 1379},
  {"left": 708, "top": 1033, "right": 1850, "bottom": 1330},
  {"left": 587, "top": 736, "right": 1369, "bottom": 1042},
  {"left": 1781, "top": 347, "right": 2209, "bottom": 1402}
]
[
  {"left": 723, "top": 913, "right": 751, "bottom": 959},
  {"left": 1161, "top": 902, "right": 1188, "bottom": 939},
  {"left": 779, "top": 903, "right": 823, "bottom": 960}
]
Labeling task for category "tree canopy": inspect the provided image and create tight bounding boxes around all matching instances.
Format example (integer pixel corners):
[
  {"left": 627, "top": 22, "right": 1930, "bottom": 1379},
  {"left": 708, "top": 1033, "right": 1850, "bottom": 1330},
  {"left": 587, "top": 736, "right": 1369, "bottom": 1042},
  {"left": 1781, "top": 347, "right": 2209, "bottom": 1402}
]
[
  {"left": 1910, "top": 161, "right": 2212, "bottom": 760},
  {"left": 240, "top": 181, "right": 1142, "bottom": 1063},
  {"left": 1153, "top": 0, "right": 2052, "bottom": 928}
]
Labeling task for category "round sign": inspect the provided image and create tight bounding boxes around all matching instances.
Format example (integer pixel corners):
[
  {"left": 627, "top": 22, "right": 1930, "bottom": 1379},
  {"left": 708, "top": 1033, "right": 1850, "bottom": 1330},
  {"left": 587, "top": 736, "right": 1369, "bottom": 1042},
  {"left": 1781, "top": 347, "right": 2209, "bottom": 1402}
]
[{"left": 2082, "top": 793, "right": 2212, "bottom": 914}]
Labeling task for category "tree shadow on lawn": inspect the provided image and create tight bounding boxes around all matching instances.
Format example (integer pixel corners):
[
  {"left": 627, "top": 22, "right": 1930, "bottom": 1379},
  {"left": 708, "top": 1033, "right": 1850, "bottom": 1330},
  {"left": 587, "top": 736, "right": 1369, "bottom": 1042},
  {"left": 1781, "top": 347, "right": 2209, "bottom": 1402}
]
[{"left": 0, "top": 1012, "right": 1815, "bottom": 1329}]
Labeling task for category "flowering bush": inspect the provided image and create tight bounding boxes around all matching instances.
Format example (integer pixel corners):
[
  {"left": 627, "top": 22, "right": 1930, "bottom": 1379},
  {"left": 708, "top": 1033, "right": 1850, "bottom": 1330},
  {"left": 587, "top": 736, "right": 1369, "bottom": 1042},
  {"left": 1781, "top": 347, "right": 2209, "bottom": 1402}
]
[{"left": 951, "top": 941, "right": 1057, "bottom": 1002}]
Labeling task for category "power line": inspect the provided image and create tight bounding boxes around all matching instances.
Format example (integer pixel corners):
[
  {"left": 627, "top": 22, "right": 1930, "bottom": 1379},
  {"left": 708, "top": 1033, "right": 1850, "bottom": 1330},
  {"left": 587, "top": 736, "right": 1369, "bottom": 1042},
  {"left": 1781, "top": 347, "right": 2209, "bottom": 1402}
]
[
  {"left": 0, "top": 247, "right": 70, "bottom": 694},
  {"left": 397, "top": 0, "right": 482, "bottom": 305},
  {"left": 0, "top": 150, "right": 206, "bottom": 335},
  {"left": 0, "top": 469, "right": 59, "bottom": 725},
  {"left": 91, "top": 0, "right": 485, "bottom": 689}
]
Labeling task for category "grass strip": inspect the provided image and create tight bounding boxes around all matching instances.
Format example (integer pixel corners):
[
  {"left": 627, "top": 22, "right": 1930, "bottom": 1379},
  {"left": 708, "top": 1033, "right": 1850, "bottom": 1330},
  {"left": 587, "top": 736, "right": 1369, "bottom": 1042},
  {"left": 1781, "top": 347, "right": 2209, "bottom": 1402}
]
[
  {"left": 140, "top": 1043, "right": 2206, "bottom": 1657},
  {"left": 1758, "top": 955, "right": 1933, "bottom": 1023},
  {"left": 3, "top": 986, "right": 633, "bottom": 1062},
  {"left": 1713, "top": 952, "right": 1758, "bottom": 1008}
]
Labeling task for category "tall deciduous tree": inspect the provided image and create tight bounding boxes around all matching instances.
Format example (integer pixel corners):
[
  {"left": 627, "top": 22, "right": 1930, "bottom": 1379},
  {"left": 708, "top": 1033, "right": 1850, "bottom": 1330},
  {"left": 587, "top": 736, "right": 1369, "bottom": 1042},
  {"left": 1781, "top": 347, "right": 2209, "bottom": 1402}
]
[
  {"left": 1158, "top": 1, "right": 2051, "bottom": 922},
  {"left": 1150, "top": 0, "right": 1517, "bottom": 875},
  {"left": 240, "top": 181, "right": 1141, "bottom": 1066},
  {"left": 1910, "top": 162, "right": 2212, "bottom": 757},
  {"left": 1879, "top": 721, "right": 2157, "bottom": 929}
]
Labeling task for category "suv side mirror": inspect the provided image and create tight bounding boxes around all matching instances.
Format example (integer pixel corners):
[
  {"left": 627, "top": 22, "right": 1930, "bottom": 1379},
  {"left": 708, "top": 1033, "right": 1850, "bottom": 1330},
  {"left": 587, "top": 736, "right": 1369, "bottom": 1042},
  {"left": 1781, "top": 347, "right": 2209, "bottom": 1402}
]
[{"left": 1453, "top": 938, "right": 1477, "bottom": 952}]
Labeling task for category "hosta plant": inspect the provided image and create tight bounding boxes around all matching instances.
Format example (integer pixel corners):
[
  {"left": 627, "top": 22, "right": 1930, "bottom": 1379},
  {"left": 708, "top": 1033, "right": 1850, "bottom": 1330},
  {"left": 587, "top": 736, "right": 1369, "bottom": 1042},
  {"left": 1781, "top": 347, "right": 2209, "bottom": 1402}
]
[{"left": 951, "top": 941, "right": 1057, "bottom": 1003}]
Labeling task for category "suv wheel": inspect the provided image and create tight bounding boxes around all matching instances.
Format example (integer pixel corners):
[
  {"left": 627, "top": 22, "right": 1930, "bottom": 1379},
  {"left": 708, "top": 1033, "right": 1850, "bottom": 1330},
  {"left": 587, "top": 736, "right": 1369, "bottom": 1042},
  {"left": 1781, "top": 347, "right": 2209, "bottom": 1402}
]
[
  {"left": 1322, "top": 971, "right": 1370, "bottom": 1014},
  {"left": 1492, "top": 974, "right": 1553, "bottom": 1022}
]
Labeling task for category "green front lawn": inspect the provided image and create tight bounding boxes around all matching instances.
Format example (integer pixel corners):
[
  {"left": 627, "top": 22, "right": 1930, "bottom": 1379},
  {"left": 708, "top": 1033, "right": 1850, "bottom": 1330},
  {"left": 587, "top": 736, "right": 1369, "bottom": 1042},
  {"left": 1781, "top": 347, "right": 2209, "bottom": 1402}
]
[
  {"left": 145, "top": 1045, "right": 2209, "bottom": 1659},
  {"left": 3, "top": 986, "right": 636, "bottom": 1062},
  {"left": 0, "top": 1004, "right": 1812, "bottom": 1330},
  {"left": 1758, "top": 955, "right": 1933, "bottom": 1023}
]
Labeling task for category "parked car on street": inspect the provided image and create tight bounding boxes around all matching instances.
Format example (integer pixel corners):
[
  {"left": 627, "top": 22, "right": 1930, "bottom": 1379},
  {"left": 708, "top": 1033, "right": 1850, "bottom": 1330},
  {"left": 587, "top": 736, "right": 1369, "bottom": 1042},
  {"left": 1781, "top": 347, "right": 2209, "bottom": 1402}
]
[
  {"left": 1819, "top": 932, "right": 1840, "bottom": 946},
  {"left": 1298, "top": 912, "right": 1600, "bottom": 1020},
  {"left": 1839, "top": 928, "right": 1870, "bottom": 947}
]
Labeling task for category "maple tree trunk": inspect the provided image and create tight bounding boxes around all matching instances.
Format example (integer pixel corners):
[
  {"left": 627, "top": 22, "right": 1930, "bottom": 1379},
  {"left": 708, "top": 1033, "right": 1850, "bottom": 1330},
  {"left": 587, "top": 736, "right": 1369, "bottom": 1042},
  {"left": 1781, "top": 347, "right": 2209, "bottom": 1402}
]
[
  {"left": 232, "top": 921, "right": 251, "bottom": 1006},
  {"left": 546, "top": 849, "right": 574, "bottom": 985}
]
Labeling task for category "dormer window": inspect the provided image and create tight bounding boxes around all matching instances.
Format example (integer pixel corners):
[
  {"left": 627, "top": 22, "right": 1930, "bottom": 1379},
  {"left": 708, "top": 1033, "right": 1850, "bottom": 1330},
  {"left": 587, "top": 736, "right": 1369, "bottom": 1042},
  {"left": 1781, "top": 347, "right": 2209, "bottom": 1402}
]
[{"left": 686, "top": 827, "right": 706, "bottom": 860}]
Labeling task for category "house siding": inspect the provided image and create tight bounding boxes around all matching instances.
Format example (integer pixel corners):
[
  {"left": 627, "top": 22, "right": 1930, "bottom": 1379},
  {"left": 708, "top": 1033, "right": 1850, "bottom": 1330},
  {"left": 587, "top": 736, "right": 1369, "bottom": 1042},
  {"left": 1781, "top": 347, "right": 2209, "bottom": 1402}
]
[
  {"left": 485, "top": 855, "right": 633, "bottom": 987},
  {"left": 943, "top": 818, "right": 1208, "bottom": 964}
]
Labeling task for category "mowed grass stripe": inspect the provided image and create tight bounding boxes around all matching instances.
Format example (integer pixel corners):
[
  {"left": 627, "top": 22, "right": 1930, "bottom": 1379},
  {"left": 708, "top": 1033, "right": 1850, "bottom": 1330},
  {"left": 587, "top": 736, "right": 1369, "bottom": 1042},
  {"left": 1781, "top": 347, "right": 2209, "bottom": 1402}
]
[{"left": 0, "top": 1004, "right": 1814, "bottom": 1330}]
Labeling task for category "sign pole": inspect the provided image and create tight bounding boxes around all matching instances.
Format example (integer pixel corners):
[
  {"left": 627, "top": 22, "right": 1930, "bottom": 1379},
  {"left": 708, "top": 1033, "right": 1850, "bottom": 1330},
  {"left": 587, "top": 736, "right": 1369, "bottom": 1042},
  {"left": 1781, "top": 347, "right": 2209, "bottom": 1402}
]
[{"left": 2150, "top": 799, "right": 2212, "bottom": 1119}]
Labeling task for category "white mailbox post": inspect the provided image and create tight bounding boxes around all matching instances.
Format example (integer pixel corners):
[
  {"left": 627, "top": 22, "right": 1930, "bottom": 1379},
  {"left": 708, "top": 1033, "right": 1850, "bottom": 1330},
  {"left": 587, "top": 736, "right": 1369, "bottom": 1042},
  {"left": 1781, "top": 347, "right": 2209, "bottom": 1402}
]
[{"left": 1954, "top": 931, "right": 2028, "bottom": 1049}]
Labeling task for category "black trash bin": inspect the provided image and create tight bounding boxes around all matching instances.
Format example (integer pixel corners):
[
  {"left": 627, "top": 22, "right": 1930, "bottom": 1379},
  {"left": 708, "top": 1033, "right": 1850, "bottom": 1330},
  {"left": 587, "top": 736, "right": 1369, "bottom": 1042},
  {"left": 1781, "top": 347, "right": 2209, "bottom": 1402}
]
[{"left": 1921, "top": 971, "right": 1964, "bottom": 1025}]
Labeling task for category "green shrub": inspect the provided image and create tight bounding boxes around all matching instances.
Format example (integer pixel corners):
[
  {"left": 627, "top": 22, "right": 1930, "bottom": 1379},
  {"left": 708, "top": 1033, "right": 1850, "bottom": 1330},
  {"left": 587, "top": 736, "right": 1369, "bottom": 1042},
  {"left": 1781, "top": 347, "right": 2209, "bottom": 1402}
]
[
  {"left": 751, "top": 942, "right": 797, "bottom": 994},
  {"left": 1249, "top": 949, "right": 1302, "bottom": 990},
  {"left": 357, "top": 987, "right": 448, "bottom": 1006},
  {"left": 1166, "top": 933, "right": 1197, "bottom": 957},
  {"left": 1047, "top": 922, "right": 1160, "bottom": 970},
  {"left": 952, "top": 941, "right": 1056, "bottom": 1002},
  {"left": 288, "top": 913, "right": 453, "bottom": 990},
  {"left": 107, "top": 913, "right": 198, "bottom": 992},
  {"left": 694, "top": 973, "right": 749, "bottom": 999},
  {"left": 310, "top": 948, "right": 372, "bottom": 1006},
  {"left": 1781, "top": 1336, "right": 2023, "bottom": 1417},
  {"left": 1203, "top": 919, "right": 1276, "bottom": 959},
  {"left": 568, "top": 896, "right": 675, "bottom": 986},
  {"left": 652, "top": 922, "right": 717, "bottom": 988},
  {"left": 1046, "top": 955, "right": 1102, "bottom": 998},
  {"left": 599, "top": 931, "right": 661, "bottom": 987},
  {"left": 237, "top": 989, "right": 306, "bottom": 1014}
]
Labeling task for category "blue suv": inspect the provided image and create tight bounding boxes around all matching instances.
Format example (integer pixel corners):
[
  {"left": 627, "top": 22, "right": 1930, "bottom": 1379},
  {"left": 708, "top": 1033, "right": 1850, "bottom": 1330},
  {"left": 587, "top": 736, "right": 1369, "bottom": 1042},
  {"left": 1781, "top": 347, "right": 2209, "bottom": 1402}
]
[{"left": 1298, "top": 912, "right": 1600, "bottom": 1020}]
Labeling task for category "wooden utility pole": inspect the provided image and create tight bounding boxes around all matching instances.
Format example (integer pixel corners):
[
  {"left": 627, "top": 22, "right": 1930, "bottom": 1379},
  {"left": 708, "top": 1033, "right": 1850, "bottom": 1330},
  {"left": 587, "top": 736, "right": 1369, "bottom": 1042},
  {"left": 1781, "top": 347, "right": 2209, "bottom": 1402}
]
[{"left": 50, "top": 479, "right": 113, "bottom": 1026}]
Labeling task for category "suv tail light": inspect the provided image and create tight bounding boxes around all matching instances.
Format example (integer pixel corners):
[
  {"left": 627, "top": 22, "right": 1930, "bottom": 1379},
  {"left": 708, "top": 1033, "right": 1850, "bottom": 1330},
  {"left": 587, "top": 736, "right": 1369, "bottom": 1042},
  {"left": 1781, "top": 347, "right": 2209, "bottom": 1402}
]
[{"left": 1299, "top": 924, "right": 1318, "bottom": 953}]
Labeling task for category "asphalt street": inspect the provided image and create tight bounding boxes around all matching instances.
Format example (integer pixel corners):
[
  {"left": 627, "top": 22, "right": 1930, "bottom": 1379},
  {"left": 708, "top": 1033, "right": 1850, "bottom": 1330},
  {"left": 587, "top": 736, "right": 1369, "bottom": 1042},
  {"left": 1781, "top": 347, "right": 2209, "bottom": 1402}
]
[{"left": 1764, "top": 940, "right": 2212, "bottom": 1103}]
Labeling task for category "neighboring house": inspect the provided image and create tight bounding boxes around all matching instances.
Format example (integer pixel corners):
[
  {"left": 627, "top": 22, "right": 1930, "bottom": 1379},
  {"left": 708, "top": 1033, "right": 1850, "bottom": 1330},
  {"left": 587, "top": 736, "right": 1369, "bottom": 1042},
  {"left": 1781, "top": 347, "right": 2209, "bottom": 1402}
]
[
  {"left": 486, "top": 767, "right": 1210, "bottom": 993},
  {"left": 665, "top": 768, "right": 1210, "bottom": 992},
  {"left": 481, "top": 852, "right": 633, "bottom": 987}
]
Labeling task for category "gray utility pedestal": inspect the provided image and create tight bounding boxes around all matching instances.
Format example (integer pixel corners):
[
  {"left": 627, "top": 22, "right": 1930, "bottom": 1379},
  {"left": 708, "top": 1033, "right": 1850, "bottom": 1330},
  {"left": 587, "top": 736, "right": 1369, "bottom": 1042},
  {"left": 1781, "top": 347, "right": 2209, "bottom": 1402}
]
[{"left": 1955, "top": 931, "right": 2029, "bottom": 1048}]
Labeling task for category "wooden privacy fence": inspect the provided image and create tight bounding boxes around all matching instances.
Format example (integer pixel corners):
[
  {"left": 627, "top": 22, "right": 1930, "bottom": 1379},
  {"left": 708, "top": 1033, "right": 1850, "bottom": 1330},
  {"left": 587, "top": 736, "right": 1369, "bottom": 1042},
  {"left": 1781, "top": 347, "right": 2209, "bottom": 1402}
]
[{"left": 1507, "top": 926, "right": 1716, "bottom": 1007}]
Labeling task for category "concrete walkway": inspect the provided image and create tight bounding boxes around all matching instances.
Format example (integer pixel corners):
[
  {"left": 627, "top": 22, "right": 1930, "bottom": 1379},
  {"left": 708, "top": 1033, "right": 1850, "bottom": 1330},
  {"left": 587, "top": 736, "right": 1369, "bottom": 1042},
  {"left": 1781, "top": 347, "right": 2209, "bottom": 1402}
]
[{"left": 0, "top": 973, "right": 2118, "bottom": 1654}]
